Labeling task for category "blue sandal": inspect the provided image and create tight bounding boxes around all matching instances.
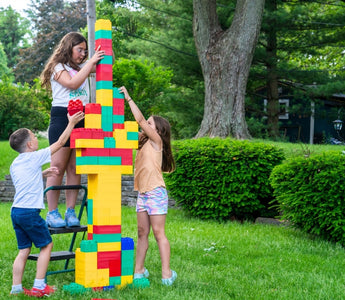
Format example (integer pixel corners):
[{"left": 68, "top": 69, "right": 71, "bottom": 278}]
[
  {"left": 134, "top": 267, "right": 149, "bottom": 279},
  {"left": 162, "top": 270, "right": 177, "bottom": 286}
]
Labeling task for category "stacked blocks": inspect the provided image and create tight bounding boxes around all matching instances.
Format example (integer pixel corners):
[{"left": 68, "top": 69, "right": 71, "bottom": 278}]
[{"left": 70, "top": 19, "right": 138, "bottom": 289}]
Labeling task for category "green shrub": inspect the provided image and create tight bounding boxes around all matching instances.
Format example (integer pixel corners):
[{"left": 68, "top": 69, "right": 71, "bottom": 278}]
[
  {"left": 270, "top": 151, "right": 345, "bottom": 244},
  {"left": 0, "top": 79, "right": 51, "bottom": 139},
  {"left": 165, "top": 138, "right": 285, "bottom": 221}
]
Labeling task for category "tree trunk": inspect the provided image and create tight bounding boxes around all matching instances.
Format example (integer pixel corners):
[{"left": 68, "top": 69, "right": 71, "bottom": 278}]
[
  {"left": 193, "top": 0, "right": 265, "bottom": 139},
  {"left": 265, "top": 0, "right": 280, "bottom": 138}
]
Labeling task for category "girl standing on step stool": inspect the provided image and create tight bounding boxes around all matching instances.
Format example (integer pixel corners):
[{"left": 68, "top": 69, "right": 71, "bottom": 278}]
[
  {"left": 119, "top": 86, "right": 177, "bottom": 286},
  {"left": 40, "top": 32, "right": 105, "bottom": 228}
]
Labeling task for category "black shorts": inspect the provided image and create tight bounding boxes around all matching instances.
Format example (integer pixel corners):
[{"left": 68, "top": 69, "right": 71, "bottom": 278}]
[{"left": 48, "top": 106, "right": 84, "bottom": 147}]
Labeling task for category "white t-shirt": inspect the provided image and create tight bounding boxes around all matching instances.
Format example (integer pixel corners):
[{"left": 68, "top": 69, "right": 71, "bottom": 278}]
[
  {"left": 51, "top": 63, "right": 90, "bottom": 107},
  {"left": 10, "top": 148, "right": 51, "bottom": 209}
]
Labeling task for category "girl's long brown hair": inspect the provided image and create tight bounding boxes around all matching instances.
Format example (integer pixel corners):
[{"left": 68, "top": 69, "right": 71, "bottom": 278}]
[
  {"left": 139, "top": 116, "right": 175, "bottom": 173},
  {"left": 40, "top": 32, "right": 88, "bottom": 90}
]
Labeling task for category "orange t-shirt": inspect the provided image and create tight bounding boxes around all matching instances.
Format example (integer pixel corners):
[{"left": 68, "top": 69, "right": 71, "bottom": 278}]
[{"left": 134, "top": 141, "right": 165, "bottom": 193}]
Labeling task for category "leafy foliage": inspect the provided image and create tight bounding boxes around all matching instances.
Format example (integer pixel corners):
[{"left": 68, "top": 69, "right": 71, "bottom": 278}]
[
  {"left": 0, "top": 6, "right": 31, "bottom": 70},
  {"left": 270, "top": 151, "right": 345, "bottom": 245},
  {"left": 165, "top": 138, "right": 285, "bottom": 221},
  {"left": 0, "top": 44, "right": 12, "bottom": 79},
  {"left": 14, "top": 0, "right": 87, "bottom": 84},
  {"left": 113, "top": 58, "right": 173, "bottom": 121},
  {"left": 0, "top": 78, "right": 51, "bottom": 139}
]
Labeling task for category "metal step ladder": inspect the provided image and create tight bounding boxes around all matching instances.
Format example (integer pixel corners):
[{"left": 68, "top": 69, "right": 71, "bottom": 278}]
[{"left": 28, "top": 185, "right": 87, "bottom": 277}]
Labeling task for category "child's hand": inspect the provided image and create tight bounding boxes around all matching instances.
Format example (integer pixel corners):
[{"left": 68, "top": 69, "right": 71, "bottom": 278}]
[
  {"left": 42, "top": 167, "right": 59, "bottom": 178},
  {"left": 119, "top": 86, "right": 131, "bottom": 102},
  {"left": 68, "top": 111, "right": 84, "bottom": 125},
  {"left": 91, "top": 45, "right": 105, "bottom": 64}
]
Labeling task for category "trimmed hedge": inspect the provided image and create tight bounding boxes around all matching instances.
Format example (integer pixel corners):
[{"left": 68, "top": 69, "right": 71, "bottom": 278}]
[
  {"left": 0, "top": 79, "right": 51, "bottom": 139},
  {"left": 270, "top": 151, "right": 345, "bottom": 245},
  {"left": 165, "top": 138, "right": 285, "bottom": 221}
]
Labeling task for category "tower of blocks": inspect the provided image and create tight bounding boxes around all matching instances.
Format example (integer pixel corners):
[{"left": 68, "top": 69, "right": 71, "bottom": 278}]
[{"left": 70, "top": 19, "right": 138, "bottom": 289}]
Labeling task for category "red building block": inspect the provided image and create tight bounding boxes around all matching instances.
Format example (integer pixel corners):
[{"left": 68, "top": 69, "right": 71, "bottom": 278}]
[
  {"left": 96, "top": 64, "right": 113, "bottom": 81},
  {"left": 97, "top": 251, "right": 121, "bottom": 269},
  {"left": 113, "top": 123, "right": 125, "bottom": 130},
  {"left": 113, "top": 98, "right": 124, "bottom": 115},
  {"left": 109, "top": 258, "right": 122, "bottom": 277},
  {"left": 95, "top": 38, "right": 113, "bottom": 56},
  {"left": 93, "top": 225, "right": 121, "bottom": 234},
  {"left": 68, "top": 99, "right": 83, "bottom": 115},
  {"left": 85, "top": 103, "right": 102, "bottom": 114}
]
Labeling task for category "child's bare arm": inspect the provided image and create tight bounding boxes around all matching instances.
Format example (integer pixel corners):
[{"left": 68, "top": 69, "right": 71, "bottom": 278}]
[
  {"left": 119, "top": 86, "right": 162, "bottom": 146},
  {"left": 50, "top": 111, "right": 84, "bottom": 155}
]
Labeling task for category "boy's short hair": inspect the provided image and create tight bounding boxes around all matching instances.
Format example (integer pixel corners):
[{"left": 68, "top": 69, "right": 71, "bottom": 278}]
[{"left": 9, "top": 128, "right": 31, "bottom": 153}]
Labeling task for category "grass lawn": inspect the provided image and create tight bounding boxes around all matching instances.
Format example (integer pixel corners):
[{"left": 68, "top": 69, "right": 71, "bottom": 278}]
[
  {"left": 0, "top": 138, "right": 49, "bottom": 180},
  {"left": 2, "top": 138, "right": 345, "bottom": 299},
  {"left": 1, "top": 203, "right": 345, "bottom": 299}
]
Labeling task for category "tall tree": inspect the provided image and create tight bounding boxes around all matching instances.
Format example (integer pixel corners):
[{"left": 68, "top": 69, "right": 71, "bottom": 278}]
[
  {"left": 14, "top": 0, "right": 87, "bottom": 84},
  {"left": 0, "top": 7, "right": 30, "bottom": 70},
  {"left": 193, "top": 0, "right": 265, "bottom": 138},
  {"left": 248, "top": 0, "right": 345, "bottom": 138},
  {"left": 0, "top": 42, "right": 12, "bottom": 78},
  {"left": 98, "top": 0, "right": 204, "bottom": 139}
]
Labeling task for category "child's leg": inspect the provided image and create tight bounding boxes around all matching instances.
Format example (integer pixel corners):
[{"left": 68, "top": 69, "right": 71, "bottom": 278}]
[
  {"left": 150, "top": 214, "right": 172, "bottom": 279},
  {"left": 46, "top": 147, "right": 70, "bottom": 211},
  {"left": 35, "top": 242, "right": 53, "bottom": 280},
  {"left": 65, "top": 148, "right": 81, "bottom": 209},
  {"left": 135, "top": 211, "right": 150, "bottom": 274},
  {"left": 12, "top": 247, "right": 31, "bottom": 286}
]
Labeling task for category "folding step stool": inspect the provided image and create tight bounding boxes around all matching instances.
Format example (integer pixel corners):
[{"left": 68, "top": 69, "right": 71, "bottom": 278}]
[{"left": 28, "top": 185, "right": 87, "bottom": 278}]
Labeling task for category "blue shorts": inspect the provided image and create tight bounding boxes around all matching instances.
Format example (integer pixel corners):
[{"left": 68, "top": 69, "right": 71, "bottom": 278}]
[
  {"left": 49, "top": 106, "right": 84, "bottom": 147},
  {"left": 136, "top": 187, "right": 168, "bottom": 215},
  {"left": 11, "top": 207, "right": 52, "bottom": 249}
]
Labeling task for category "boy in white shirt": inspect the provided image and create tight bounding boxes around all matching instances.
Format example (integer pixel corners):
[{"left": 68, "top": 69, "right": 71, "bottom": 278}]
[{"left": 9, "top": 111, "right": 84, "bottom": 297}]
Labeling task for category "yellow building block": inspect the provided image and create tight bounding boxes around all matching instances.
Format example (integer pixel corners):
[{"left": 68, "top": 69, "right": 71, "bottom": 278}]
[
  {"left": 94, "top": 268, "right": 109, "bottom": 288},
  {"left": 77, "top": 165, "right": 133, "bottom": 175},
  {"left": 93, "top": 214, "right": 121, "bottom": 226},
  {"left": 125, "top": 121, "right": 138, "bottom": 132},
  {"left": 116, "top": 140, "right": 138, "bottom": 149},
  {"left": 85, "top": 114, "right": 102, "bottom": 129},
  {"left": 113, "top": 129, "right": 127, "bottom": 142},
  {"left": 76, "top": 148, "right": 82, "bottom": 157},
  {"left": 75, "top": 249, "right": 99, "bottom": 287},
  {"left": 95, "top": 19, "right": 112, "bottom": 31},
  {"left": 96, "top": 89, "right": 113, "bottom": 106},
  {"left": 117, "top": 275, "right": 133, "bottom": 289},
  {"left": 75, "top": 139, "right": 104, "bottom": 148},
  {"left": 88, "top": 225, "right": 93, "bottom": 233},
  {"left": 98, "top": 242, "right": 121, "bottom": 252}
]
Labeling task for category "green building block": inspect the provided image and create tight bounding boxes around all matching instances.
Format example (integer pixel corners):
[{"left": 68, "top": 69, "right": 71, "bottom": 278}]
[
  {"left": 113, "top": 115, "right": 124, "bottom": 124},
  {"left": 127, "top": 132, "right": 138, "bottom": 141},
  {"left": 109, "top": 276, "right": 121, "bottom": 286},
  {"left": 102, "top": 106, "right": 113, "bottom": 132},
  {"left": 131, "top": 278, "right": 150, "bottom": 289},
  {"left": 99, "top": 55, "right": 113, "bottom": 65},
  {"left": 121, "top": 250, "right": 134, "bottom": 275},
  {"left": 92, "top": 233, "right": 121, "bottom": 243},
  {"left": 98, "top": 156, "right": 121, "bottom": 165},
  {"left": 63, "top": 283, "right": 91, "bottom": 295},
  {"left": 113, "top": 87, "right": 125, "bottom": 99},
  {"left": 77, "top": 156, "right": 99, "bottom": 165},
  {"left": 87, "top": 199, "right": 93, "bottom": 225},
  {"left": 95, "top": 30, "right": 112, "bottom": 39},
  {"left": 104, "top": 137, "right": 116, "bottom": 148},
  {"left": 96, "top": 80, "right": 113, "bottom": 90},
  {"left": 80, "top": 240, "right": 98, "bottom": 252}
]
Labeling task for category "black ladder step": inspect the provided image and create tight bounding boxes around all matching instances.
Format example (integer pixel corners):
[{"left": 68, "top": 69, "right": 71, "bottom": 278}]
[
  {"left": 28, "top": 251, "right": 75, "bottom": 261},
  {"left": 48, "top": 225, "right": 87, "bottom": 235}
]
